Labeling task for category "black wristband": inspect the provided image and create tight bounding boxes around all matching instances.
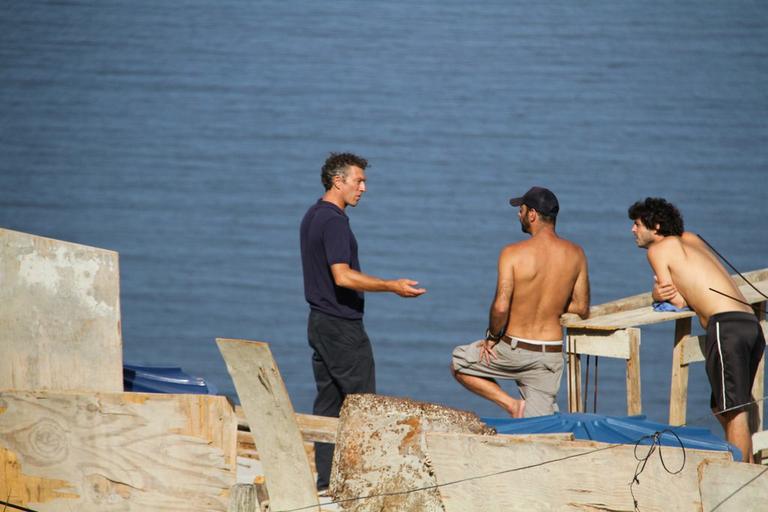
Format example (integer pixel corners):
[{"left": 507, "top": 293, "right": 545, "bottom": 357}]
[{"left": 485, "top": 328, "right": 501, "bottom": 342}]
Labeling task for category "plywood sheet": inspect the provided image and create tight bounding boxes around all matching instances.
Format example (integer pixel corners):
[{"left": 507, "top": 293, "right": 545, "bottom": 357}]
[
  {"left": 426, "top": 431, "right": 731, "bottom": 512},
  {"left": 0, "top": 228, "right": 122, "bottom": 392},
  {"left": 217, "top": 338, "right": 319, "bottom": 512},
  {"left": 698, "top": 458, "right": 768, "bottom": 511},
  {"left": 0, "top": 390, "right": 237, "bottom": 511}
]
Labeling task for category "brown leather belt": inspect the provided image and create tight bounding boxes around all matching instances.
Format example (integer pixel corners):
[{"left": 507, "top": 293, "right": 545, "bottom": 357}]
[{"left": 500, "top": 334, "right": 562, "bottom": 353}]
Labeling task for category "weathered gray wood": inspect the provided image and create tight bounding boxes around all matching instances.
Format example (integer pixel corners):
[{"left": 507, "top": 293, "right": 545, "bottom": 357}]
[
  {"left": 0, "top": 390, "right": 237, "bottom": 511},
  {"left": 562, "top": 274, "right": 768, "bottom": 331},
  {"left": 670, "top": 317, "right": 692, "bottom": 426},
  {"left": 698, "top": 458, "right": 768, "bottom": 511},
  {"left": 567, "top": 328, "right": 633, "bottom": 358},
  {"left": 426, "top": 432, "right": 731, "bottom": 512},
  {"left": 330, "top": 394, "right": 494, "bottom": 512},
  {"left": 561, "top": 268, "right": 768, "bottom": 326},
  {"left": 217, "top": 339, "right": 319, "bottom": 512},
  {"left": 0, "top": 228, "right": 123, "bottom": 392}
]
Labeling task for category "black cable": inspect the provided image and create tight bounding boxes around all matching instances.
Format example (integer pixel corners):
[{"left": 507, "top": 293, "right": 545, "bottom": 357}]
[
  {"left": 0, "top": 499, "right": 39, "bottom": 512},
  {"left": 629, "top": 429, "right": 686, "bottom": 512},
  {"left": 698, "top": 234, "right": 768, "bottom": 301},
  {"left": 274, "top": 441, "right": 623, "bottom": 512}
]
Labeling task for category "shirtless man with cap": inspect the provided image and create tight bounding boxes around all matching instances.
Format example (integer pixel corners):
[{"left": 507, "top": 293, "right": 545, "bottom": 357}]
[
  {"left": 629, "top": 197, "right": 765, "bottom": 463},
  {"left": 451, "top": 187, "right": 590, "bottom": 417}
]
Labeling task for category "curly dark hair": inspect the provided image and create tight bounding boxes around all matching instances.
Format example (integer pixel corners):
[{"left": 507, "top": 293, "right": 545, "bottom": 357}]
[
  {"left": 321, "top": 152, "right": 368, "bottom": 191},
  {"left": 627, "top": 197, "right": 684, "bottom": 236}
]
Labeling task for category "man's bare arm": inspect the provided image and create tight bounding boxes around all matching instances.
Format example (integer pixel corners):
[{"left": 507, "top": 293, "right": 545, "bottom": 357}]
[
  {"left": 330, "top": 263, "right": 426, "bottom": 297},
  {"left": 566, "top": 250, "right": 590, "bottom": 319},
  {"left": 488, "top": 247, "right": 515, "bottom": 336},
  {"left": 647, "top": 245, "right": 687, "bottom": 308}
]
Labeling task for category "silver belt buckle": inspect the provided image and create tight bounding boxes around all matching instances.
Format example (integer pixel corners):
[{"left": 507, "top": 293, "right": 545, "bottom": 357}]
[{"left": 508, "top": 337, "right": 518, "bottom": 349}]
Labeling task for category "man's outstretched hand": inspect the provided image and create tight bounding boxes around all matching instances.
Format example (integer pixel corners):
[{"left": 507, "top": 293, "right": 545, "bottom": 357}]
[{"left": 392, "top": 279, "right": 426, "bottom": 297}]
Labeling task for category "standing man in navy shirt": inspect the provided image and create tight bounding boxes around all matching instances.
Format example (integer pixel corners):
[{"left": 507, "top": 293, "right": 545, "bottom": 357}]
[{"left": 300, "top": 152, "right": 426, "bottom": 490}]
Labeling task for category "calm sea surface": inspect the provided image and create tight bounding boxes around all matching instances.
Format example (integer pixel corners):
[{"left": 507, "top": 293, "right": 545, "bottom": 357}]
[{"left": 1, "top": 1, "right": 766, "bottom": 433}]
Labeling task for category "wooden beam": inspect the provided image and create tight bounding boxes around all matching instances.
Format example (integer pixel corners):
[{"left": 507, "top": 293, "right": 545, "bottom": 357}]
[
  {"left": 626, "top": 328, "right": 642, "bottom": 416},
  {"left": 698, "top": 459, "right": 768, "bottom": 511},
  {"left": 567, "top": 328, "right": 633, "bottom": 358},
  {"left": 669, "top": 317, "right": 692, "bottom": 426},
  {"left": 217, "top": 338, "right": 319, "bottom": 512},
  {"left": 566, "top": 333, "right": 582, "bottom": 413},
  {"left": 426, "top": 431, "right": 731, "bottom": 512},
  {"left": 0, "top": 390, "right": 237, "bottom": 511},
  {"left": 235, "top": 406, "right": 339, "bottom": 444},
  {"left": 0, "top": 228, "right": 123, "bottom": 392},
  {"left": 680, "top": 334, "right": 706, "bottom": 365}
]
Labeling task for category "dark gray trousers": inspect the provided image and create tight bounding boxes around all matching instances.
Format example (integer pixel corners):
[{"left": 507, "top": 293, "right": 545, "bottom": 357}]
[{"left": 308, "top": 309, "right": 376, "bottom": 489}]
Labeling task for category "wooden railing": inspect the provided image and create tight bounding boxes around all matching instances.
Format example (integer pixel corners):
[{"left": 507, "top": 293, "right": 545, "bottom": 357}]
[{"left": 561, "top": 268, "right": 768, "bottom": 430}]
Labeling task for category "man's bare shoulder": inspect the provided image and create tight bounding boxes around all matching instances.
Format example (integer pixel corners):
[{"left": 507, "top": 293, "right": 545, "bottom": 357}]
[{"left": 648, "top": 235, "right": 683, "bottom": 259}]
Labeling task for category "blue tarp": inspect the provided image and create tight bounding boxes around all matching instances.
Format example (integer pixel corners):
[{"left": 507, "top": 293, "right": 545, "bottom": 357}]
[
  {"left": 123, "top": 363, "right": 217, "bottom": 395},
  {"left": 482, "top": 412, "right": 741, "bottom": 461}
]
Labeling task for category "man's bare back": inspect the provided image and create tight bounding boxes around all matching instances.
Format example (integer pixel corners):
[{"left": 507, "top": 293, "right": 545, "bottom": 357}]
[
  {"left": 502, "top": 231, "right": 589, "bottom": 340},
  {"left": 648, "top": 232, "right": 752, "bottom": 328}
]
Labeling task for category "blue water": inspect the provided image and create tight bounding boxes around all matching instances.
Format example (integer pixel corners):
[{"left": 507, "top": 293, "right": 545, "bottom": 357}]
[{"left": 1, "top": 1, "right": 766, "bottom": 434}]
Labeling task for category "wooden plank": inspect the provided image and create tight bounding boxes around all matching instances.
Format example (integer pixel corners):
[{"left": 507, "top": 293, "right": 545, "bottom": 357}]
[
  {"left": 566, "top": 334, "right": 582, "bottom": 413},
  {"left": 426, "top": 431, "right": 731, "bottom": 512},
  {"left": 234, "top": 406, "right": 339, "bottom": 444},
  {"left": 0, "top": 228, "right": 123, "bottom": 392},
  {"left": 670, "top": 318, "right": 692, "bottom": 426},
  {"left": 626, "top": 328, "right": 642, "bottom": 416},
  {"left": 563, "top": 276, "right": 768, "bottom": 330},
  {"left": 698, "top": 459, "right": 768, "bottom": 511},
  {"left": 561, "top": 268, "right": 768, "bottom": 327},
  {"left": 0, "top": 390, "right": 237, "bottom": 511},
  {"left": 216, "top": 339, "right": 319, "bottom": 512},
  {"left": 567, "top": 328, "right": 632, "bottom": 358}
]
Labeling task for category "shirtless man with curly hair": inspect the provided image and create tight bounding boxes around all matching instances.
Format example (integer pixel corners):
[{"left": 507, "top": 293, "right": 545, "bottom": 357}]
[{"left": 629, "top": 197, "right": 765, "bottom": 463}]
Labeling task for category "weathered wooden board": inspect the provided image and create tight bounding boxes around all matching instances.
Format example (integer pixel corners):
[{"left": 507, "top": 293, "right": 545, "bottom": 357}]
[
  {"left": 562, "top": 273, "right": 768, "bottom": 330},
  {"left": 217, "top": 338, "right": 319, "bottom": 512},
  {"left": 426, "top": 431, "right": 732, "bottom": 512},
  {"left": 235, "top": 405, "right": 339, "bottom": 444},
  {"left": 0, "top": 228, "right": 122, "bottom": 392},
  {"left": 0, "top": 390, "right": 237, "bottom": 511},
  {"left": 330, "top": 394, "right": 495, "bottom": 512},
  {"left": 561, "top": 268, "right": 768, "bottom": 327},
  {"left": 698, "top": 458, "right": 768, "bottom": 510}
]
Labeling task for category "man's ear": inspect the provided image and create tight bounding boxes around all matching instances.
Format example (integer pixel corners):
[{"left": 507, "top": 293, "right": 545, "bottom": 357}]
[
  {"left": 332, "top": 174, "right": 343, "bottom": 189},
  {"left": 653, "top": 223, "right": 661, "bottom": 233}
]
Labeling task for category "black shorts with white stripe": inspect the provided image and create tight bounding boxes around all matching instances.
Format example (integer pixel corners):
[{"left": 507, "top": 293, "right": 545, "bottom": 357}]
[{"left": 705, "top": 311, "right": 765, "bottom": 414}]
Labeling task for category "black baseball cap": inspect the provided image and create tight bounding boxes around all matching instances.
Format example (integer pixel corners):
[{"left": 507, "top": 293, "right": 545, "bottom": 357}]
[{"left": 509, "top": 186, "right": 559, "bottom": 217}]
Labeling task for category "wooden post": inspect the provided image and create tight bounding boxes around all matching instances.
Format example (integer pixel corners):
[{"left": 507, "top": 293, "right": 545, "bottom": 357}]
[
  {"left": 669, "top": 317, "right": 692, "bottom": 426},
  {"left": 626, "top": 328, "right": 642, "bottom": 416},
  {"left": 217, "top": 339, "right": 320, "bottom": 512},
  {"left": 228, "top": 483, "right": 259, "bottom": 512},
  {"left": 566, "top": 329, "right": 582, "bottom": 413},
  {"left": 752, "top": 301, "right": 766, "bottom": 436}
]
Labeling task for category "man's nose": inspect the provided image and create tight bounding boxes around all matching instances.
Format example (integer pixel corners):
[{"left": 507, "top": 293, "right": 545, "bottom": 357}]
[{"left": 359, "top": 182, "right": 366, "bottom": 192}]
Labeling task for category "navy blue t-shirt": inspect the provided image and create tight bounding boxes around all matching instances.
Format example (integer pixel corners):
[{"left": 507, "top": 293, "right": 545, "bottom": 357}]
[{"left": 300, "top": 199, "right": 364, "bottom": 319}]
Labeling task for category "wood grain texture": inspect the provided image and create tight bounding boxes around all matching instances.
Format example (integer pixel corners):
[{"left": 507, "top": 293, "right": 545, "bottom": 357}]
[
  {"left": 698, "top": 458, "right": 768, "bottom": 511},
  {"left": 0, "top": 228, "right": 122, "bottom": 392},
  {"left": 0, "top": 390, "right": 237, "bottom": 511},
  {"left": 426, "top": 432, "right": 731, "bottom": 512},
  {"left": 217, "top": 338, "right": 319, "bottom": 512}
]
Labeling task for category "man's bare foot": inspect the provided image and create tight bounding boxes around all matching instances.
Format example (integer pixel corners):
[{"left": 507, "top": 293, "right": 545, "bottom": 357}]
[{"left": 506, "top": 399, "right": 526, "bottom": 418}]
